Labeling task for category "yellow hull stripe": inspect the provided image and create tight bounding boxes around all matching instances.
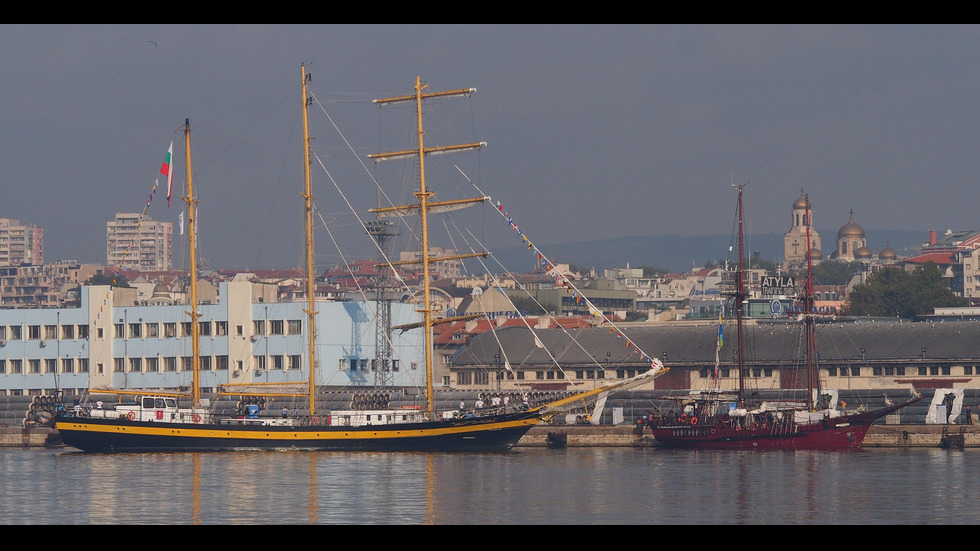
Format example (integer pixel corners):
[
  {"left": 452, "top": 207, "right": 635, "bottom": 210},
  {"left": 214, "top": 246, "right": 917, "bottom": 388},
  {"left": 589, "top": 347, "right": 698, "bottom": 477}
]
[{"left": 56, "top": 417, "right": 539, "bottom": 441}]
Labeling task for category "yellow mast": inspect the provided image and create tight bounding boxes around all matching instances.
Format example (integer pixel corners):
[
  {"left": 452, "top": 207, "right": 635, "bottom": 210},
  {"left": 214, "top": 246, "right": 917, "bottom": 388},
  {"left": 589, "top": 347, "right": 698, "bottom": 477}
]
[
  {"left": 301, "top": 64, "right": 317, "bottom": 416},
  {"left": 183, "top": 119, "right": 201, "bottom": 406},
  {"left": 369, "top": 77, "right": 484, "bottom": 418}
]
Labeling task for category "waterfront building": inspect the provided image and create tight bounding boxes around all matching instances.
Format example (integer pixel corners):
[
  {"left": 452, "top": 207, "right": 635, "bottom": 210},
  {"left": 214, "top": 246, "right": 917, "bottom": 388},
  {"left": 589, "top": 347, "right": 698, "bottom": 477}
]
[
  {"left": 449, "top": 319, "right": 980, "bottom": 393},
  {"left": 0, "top": 282, "right": 425, "bottom": 397},
  {"left": 106, "top": 213, "right": 173, "bottom": 271}
]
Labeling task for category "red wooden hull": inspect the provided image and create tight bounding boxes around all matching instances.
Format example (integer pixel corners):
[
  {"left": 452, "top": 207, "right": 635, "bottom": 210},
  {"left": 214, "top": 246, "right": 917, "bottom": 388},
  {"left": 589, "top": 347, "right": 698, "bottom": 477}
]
[
  {"left": 650, "top": 397, "right": 922, "bottom": 450},
  {"left": 650, "top": 418, "right": 872, "bottom": 450}
]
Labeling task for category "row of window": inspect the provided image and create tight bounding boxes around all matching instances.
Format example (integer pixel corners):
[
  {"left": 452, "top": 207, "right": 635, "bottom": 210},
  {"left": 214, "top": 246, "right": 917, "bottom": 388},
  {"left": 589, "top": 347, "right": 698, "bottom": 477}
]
[
  {"left": 0, "top": 354, "right": 304, "bottom": 375},
  {"left": 338, "top": 358, "right": 415, "bottom": 372},
  {"left": 0, "top": 319, "right": 304, "bottom": 342},
  {"left": 696, "top": 365, "right": 978, "bottom": 378}
]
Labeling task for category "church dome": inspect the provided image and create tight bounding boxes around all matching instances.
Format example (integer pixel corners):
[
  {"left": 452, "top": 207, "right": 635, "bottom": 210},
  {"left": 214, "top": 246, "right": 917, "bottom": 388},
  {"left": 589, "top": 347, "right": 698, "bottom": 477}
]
[
  {"left": 837, "top": 210, "right": 865, "bottom": 239},
  {"left": 151, "top": 282, "right": 170, "bottom": 299},
  {"left": 808, "top": 247, "right": 823, "bottom": 261},
  {"left": 854, "top": 246, "right": 874, "bottom": 259},
  {"left": 793, "top": 195, "right": 811, "bottom": 210},
  {"left": 879, "top": 242, "right": 897, "bottom": 260}
]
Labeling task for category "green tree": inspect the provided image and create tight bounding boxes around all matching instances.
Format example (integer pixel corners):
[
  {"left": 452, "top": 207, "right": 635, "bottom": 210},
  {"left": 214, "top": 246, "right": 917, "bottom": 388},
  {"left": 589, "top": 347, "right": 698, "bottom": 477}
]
[
  {"left": 843, "top": 262, "right": 964, "bottom": 318},
  {"left": 810, "top": 260, "right": 863, "bottom": 285}
]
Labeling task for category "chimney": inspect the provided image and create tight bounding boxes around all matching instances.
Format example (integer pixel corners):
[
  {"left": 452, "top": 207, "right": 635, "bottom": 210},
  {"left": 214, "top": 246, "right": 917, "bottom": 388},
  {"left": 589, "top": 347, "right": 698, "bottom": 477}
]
[{"left": 930, "top": 230, "right": 937, "bottom": 246}]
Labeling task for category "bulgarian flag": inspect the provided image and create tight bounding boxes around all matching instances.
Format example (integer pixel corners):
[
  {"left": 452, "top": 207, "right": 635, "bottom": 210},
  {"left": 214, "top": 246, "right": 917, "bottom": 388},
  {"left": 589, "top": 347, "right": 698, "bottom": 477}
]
[{"left": 161, "top": 141, "right": 174, "bottom": 207}]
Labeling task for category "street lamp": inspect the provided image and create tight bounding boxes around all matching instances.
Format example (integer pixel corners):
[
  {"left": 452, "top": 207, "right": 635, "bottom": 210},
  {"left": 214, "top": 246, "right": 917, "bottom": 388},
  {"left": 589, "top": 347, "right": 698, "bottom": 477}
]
[{"left": 494, "top": 352, "right": 501, "bottom": 391}]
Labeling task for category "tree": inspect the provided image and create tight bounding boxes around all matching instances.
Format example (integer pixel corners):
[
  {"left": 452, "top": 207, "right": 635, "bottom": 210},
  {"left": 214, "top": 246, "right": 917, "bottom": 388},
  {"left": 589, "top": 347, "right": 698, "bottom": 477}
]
[
  {"left": 843, "top": 262, "right": 965, "bottom": 318},
  {"left": 810, "top": 260, "right": 862, "bottom": 286}
]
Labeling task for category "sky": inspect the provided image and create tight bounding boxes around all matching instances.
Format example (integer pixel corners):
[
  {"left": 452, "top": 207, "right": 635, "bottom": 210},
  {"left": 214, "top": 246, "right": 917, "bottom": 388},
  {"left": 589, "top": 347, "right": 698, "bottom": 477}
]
[{"left": 2, "top": 24, "right": 979, "bottom": 273}]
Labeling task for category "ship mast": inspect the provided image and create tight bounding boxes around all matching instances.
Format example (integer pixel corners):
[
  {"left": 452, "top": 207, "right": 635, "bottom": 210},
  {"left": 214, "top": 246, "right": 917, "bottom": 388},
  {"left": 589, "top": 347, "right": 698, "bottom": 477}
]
[
  {"left": 803, "top": 193, "right": 817, "bottom": 409},
  {"left": 183, "top": 119, "right": 201, "bottom": 407},
  {"left": 369, "top": 76, "right": 485, "bottom": 418},
  {"left": 301, "top": 64, "right": 318, "bottom": 417},
  {"left": 734, "top": 183, "right": 747, "bottom": 409}
]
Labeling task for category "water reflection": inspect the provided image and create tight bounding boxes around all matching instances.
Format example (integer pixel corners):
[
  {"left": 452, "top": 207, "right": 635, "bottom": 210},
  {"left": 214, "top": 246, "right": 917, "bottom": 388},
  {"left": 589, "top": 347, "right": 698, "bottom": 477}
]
[{"left": 3, "top": 447, "right": 980, "bottom": 524}]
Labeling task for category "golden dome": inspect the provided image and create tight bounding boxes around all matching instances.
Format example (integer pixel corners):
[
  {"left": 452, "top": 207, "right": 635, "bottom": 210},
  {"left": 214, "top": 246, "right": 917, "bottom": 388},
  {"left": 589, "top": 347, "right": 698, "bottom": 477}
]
[
  {"left": 793, "top": 194, "right": 811, "bottom": 210},
  {"left": 808, "top": 247, "right": 823, "bottom": 260},
  {"left": 854, "top": 246, "right": 874, "bottom": 259},
  {"left": 837, "top": 209, "right": 865, "bottom": 239},
  {"left": 879, "top": 242, "right": 897, "bottom": 260}
]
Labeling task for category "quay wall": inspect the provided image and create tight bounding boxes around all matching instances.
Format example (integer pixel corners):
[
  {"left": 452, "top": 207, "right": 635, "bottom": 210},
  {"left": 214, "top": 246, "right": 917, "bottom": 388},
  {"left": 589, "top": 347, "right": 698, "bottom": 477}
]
[{"left": 5, "top": 423, "right": 976, "bottom": 449}]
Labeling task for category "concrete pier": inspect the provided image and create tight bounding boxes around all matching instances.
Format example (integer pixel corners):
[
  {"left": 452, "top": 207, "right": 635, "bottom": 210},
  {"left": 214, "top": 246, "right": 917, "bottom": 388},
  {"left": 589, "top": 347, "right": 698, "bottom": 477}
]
[{"left": 4, "top": 423, "right": 976, "bottom": 449}]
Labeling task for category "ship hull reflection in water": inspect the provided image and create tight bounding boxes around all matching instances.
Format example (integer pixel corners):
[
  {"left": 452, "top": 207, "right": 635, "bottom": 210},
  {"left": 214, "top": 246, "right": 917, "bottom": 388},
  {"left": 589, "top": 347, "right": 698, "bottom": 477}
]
[{"left": 7, "top": 447, "right": 980, "bottom": 524}]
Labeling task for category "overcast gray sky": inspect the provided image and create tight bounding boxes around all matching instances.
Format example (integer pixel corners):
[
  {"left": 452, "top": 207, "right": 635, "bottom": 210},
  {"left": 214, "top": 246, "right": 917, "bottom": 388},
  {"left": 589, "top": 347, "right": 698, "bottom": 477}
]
[{"left": 2, "top": 24, "right": 978, "bottom": 272}]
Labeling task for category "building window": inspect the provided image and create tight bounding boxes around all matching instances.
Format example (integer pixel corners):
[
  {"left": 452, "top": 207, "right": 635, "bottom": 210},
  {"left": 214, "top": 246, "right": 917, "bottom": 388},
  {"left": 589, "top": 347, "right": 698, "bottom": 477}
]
[
  {"left": 966, "top": 366, "right": 975, "bottom": 376},
  {"left": 146, "top": 323, "right": 159, "bottom": 338},
  {"left": 129, "top": 358, "right": 142, "bottom": 373},
  {"left": 45, "top": 325, "right": 57, "bottom": 339},
  {"left": 392, "top": 359, "right": 399, "bottom": 372},
  {"left": 61, "top": 325, "right": 74, "bottom": 340},
  {"left": 181, "top": 322, "right": 193, "bottom": 337},
  {"left": 147, "top": 357, "right": 159, "bottom": 372},
  {"left": 199, "top": 321, "right": 211, "bottom": 336},
  {"left": 289, "top": 355, "right": 301, "bottom": 371},
  {"left": 114, "top": 358, "right": 125, "bottom": 372},
  {"left": 457, "top": 371, "right": 472, "bottom": 385},
  {"left": 61, "top": 358, "right": 73, "bottom": 373},
  {"left": 930, "top": 366, "right": 940, "bottom": 376},
  {"left": 253, "top": 356, "right": 266, "bottom": 371},
  {"left": 288, "top": 320, "right": 302, "bottom": 334},
  {"left": 272, "top": 355, "right": 284, "bottom": 370},
  {"left": 129, "top": 323, "right": 141, "bottom": 338},
  {"left": 896, "top": 367, "right": 906, "bottom": 376},
  {"left": 45, "top": 359, "right": 56, "bottom": 373},
  {"left": 474, "top": 372, "right": 489, "bottom": 386},
  {"left": 850, "top": 367, "right": 860, "bottom": 377},
  {"left": 182, "top": 357, "right": 193, "bottom": 371},
  {"left": 339, "top": 358, "right": 347, "bottom": 371},
  {"left": 253, "top": 320, "right": 265, "bottom": 336},
  {"left": 164, "top": 323, "right": 177, "bottom": 337},
  {"left": 359, "top": 359, "right": 368, "bottom": 371},
  {"left": 0, "top": 359, "right": 7, "bottom": 375},
  {"left": 271, "top": 320, "right": 284, "bottom": 335},
  {"left": 216, "top": 321, "right": 227, "bottom": 336},
  {"left": 236, "top": 325, "right": 244, "bottom": 336},
  {"left": 76, "top": 359, "right": 88, "bottom": 373},
  {"left": 164, "top": 357, "right": 177, "bottom": 372},
  {"left": 10, "top": 326, "right": 22, "bottom": 340},
  {"left": 942, "top": 366, "right": 951, "bottom": 375},
  {"left": 216, "top": 356, "right": 228, "bottom": 371},
  {"left": 10, "top": 359, "right": 22, "bottom": 374},
  {"left": 201, "top": 356, "right": 212, "bottom": 371},
  {"left": 114, "top": 324, "right": 124, "bottom": 338}
]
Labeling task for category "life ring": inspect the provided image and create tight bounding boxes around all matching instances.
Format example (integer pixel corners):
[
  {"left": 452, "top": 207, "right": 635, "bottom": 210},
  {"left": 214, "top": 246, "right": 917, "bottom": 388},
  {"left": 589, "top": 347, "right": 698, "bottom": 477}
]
[
  {"left": 126, "top": 412, "right": 136, "bottom": 420},
  {"left": 192, "top": 414, "right": 202, "bottom": 423},
  {"left": 678, "top": 414, "right": 688, "bottom": 424},
  {"left": 690, "top": 416, "right": 699, "bottom": 426},
  {"left": 311, "top": 416, "right": 320, "bottom": 425}
]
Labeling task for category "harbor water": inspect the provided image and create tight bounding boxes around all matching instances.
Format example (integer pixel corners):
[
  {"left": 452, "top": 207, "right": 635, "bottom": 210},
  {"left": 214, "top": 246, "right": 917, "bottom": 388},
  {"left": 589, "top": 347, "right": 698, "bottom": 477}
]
[{"left": 3, "top": 446, "right": 978, "bottom": 524}]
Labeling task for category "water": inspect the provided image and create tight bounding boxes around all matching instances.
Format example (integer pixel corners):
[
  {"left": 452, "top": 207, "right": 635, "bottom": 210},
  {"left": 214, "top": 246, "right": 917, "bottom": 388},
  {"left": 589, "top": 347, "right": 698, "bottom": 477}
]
[{"left": 3, "top": 446, "right": 978, "bottom": 524}]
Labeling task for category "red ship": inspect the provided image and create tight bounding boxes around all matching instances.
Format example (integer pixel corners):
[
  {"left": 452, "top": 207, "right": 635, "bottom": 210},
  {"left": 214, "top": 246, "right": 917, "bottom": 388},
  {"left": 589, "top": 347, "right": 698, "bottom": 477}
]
[{"left": 650, "top": 185, "right": 922, "bottom": 450}]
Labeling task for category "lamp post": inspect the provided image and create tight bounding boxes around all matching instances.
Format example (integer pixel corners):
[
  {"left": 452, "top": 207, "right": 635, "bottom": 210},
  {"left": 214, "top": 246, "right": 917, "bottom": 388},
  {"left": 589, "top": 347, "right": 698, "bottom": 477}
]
[{"left": 494, "top": 352, "right": 501, "bottom": 391}]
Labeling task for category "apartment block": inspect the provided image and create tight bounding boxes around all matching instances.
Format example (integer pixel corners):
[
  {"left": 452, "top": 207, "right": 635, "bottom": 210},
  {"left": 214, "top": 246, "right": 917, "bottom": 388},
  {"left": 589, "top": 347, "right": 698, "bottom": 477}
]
[
  {"left": 0, "top": 218, "right": 43, "bottom": 266},
  {"left": 106, "top": 213, "right": 173, "bottom": 271}
]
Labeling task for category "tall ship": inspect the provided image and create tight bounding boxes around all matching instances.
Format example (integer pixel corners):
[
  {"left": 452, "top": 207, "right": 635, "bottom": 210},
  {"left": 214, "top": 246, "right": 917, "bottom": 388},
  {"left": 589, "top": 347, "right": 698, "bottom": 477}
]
[
  {"left": 649, "top": 184, "right": 923, "bottom": 450},
  {"left": 55, "top": 65, "right": 652, "bottom": 453}
]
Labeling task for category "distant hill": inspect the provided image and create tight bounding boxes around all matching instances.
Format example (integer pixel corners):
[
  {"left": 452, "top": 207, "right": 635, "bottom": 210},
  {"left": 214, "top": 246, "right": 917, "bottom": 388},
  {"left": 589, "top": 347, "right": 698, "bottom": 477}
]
[{"left": 486, "top": 230, "right": 927, "bottom": 275}]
